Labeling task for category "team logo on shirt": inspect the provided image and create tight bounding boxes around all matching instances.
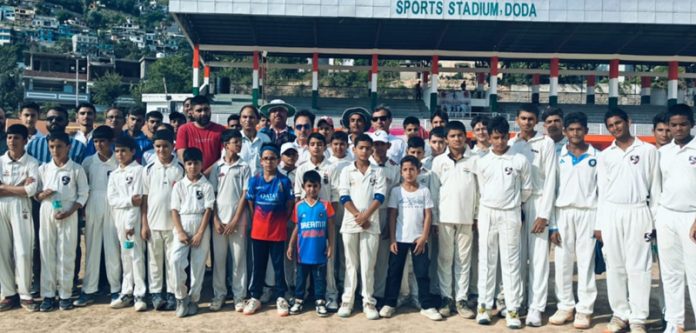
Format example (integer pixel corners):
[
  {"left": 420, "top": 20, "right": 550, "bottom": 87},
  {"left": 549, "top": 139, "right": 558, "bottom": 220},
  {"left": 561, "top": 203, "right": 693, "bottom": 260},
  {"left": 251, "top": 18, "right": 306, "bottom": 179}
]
[
  {"left": 504, "top": 167, "right": 513, "bottom": 175},
  {"left": 689, "top": 156, "right": 696, "bottom": 165},
  {"left": 61, "top": 175, "right": 71, "bottom": 185},
  {"left": 218, "top": 172, "right": 225, "bottom": 178},
  {"left": 126, "top": 176, "right": 133, "bottom": 185},
  {"left": 196, "top": 190, "right": 204, "bottom": 200},
  {"left": 369, "top": 177, "right": 376, "bottom": 185},
  {"left": 589, "top": 159, "right": 597, "bottom": 167},
  {"left": 630, "top": 155, "right": 640, "bottom": 164},
  {"left": 22, "top": 210, "right": 28, "bottom": 220},
  {"left": 323, "top": 173, "right": 329, "bottom": 184},
  {"left": 531, "top": 149, "right": 539, "bottom": 153},
  {"left": 319, "top": 211, "right": 325, "bottom": 218}
]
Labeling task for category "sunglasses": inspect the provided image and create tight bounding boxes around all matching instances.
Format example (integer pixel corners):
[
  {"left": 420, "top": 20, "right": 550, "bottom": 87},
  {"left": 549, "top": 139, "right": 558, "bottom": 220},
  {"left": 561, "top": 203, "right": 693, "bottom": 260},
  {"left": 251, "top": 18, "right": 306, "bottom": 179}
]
[
  {"left": 372, "top": 116, "right": 389, "bottom": 122},
  {"left": 46, "top": 116, "right": 65, "bottom": 122},
  {"left": 295, "top": 124, "right": 311, "bottom": 130}
]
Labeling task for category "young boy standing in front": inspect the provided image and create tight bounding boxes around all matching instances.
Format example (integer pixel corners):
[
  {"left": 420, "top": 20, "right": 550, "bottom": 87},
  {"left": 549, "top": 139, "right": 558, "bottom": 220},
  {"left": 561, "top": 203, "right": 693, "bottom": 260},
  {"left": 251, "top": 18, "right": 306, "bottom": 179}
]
[
  {"left": 107, "top": 136, "right": 147, "bottom": 312},
  {"left": 337, "top": 134, "right": 386, "bottom": 320},
  {"left": 141, "top": 129, "right": 184, "bottom": 311},
  {"left": 475, "top": 116, "right": 532, "bottom": 329},
  {"left": 36, "top": 132, "right": 89, "bottom": 311},
  {"left": 243, "top": 144, "right": 294, "bottom": 316},
  {"left": 379, "top": 156, "right": 441, "bottom": 321},
  {"left": 75, "top": 126, "right": 121, "bottom": 308},
  {"left": 287, "top": 170, "right": 335, "bottom": 317},
  {"left": 170, "top": 148, "right": 214, "bottom": 317},
  {"left": 209, "top": 129, "right": 251, "bottom": 312}
]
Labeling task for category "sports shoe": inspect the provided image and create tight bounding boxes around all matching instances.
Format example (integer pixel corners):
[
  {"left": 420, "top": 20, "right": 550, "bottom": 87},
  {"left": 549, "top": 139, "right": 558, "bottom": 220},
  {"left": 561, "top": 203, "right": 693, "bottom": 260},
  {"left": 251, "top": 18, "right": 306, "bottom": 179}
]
[
  {"left": 151, "top": 294, "right": 164, "bottom": 311},
  {"left": 73, "top": 292, "right": 95, "bottom": 307},
  {"left": 315, "top": 300, "right": 328, "bottom": 317},
  {"left": 289, "top": 299, "right": 303, "bottom": 315},
  {"left": 337, "top": 302, "right": 352, "bottom": 317},
  {"left": 574, "top": 313, "right": 592, "bottom": 329},
  {"left": 276, "top": 297, "right": 290, "bottom": 316},
  {"left": 379, "top": 305, "right": 395, "bottom": 318},
  {"left": 439, "top": 297, "right": 454, "bottom": 317},
  {"left": 111, "top": 294, "right": 133, "bottom": 309},
  {"left": 134, "top": 297, "right": 147, "bottom": 312},
  {"left": 20, "top": 299, "right": 39, "bottom": 312},
  {"left": 0, "top": 295, "right": 18, "bottom": 311},
  {"left": 506, "top": 310, "right": 522, "bottom": 329},
  {"left": 259, "top": 287, "right": 273, "bottom": 304},
  {"left": 110, "top": 293, "right": 120, "bottom": 303},
  {"left": 420, "top": 307, "right": 443, "bottom": 321},
  {"left": 243, "top": 298, "right": 261, "bottom": 315},
  {"left": 59, "top": 298, "right": 74, "bottom": 311},
  {"left": 604, "top": 316, "right": 628, "bottom": 333},
  {"left": 39, "top": 298, "right": 55, "bottom": 312},
  {"left": 234, "top": 299, "right": 245, "bottom": 312},
  {"left": 476, "top": 305, "right": 491, "bottom": 325},
  {"left": 663, "top": 322, "right": 685, "bottom": 333},
  {"left": 363, "top": 303, "right": 380, "bottom": 320},
  {"left": 549, "top": 309, "right": 574, "bottom": 325},
  {"left": 326, "top": 297, "right": 339, "bottom": 312},
  {"left": 456, "top": 299, "right": 475, "bottom": 319},
  {"left": 187, "top": 301, "right": 199, "bottom": 316},
  {"left": 175, "top": 298, "right": 189, "bottom": 318},
  {"left": 525, "top": 309, "right": 542, "bottom": 327},
  {"left": 209, "top": 296, "right": 225, "bottom": 312},
  {"left": 164, "top": 293, "right": 177, "bottom": 311},
  {"left": 630, "top": 324, "right": 647, "bottom": 333},
  {"left": 496, "top": 297, "right": 507, "bottom": 318}
]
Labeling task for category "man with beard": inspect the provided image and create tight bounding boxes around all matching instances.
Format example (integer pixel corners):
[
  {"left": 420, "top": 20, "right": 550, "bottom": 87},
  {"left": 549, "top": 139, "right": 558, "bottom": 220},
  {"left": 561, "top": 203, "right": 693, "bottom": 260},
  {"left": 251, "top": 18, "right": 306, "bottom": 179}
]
[
  {"left": 73, "top": 103, "right": 96, "bottom": 145},
  {"left": 340, "top": 107, "right": 371, "bottom": 159},
  {"left": 27, "top": 106, "right": 86, "bottom": 164},
  {"left": 542, "top": 107, "right": 566, "bottom": 156},
  {"left": 176, "top": 95, "right": 226, "bottom": 176},
  {"left": 84, "top": 107, "right": 127, "bottom": 158},
  {"left": 260, "top": 99, "right": 296, "bottom": 146},
  {"left": 124, "top": 107, "right": 152, "bottom": 162},
  {"left": 183, "top": 97, "right": 193, "bottom": 122}
]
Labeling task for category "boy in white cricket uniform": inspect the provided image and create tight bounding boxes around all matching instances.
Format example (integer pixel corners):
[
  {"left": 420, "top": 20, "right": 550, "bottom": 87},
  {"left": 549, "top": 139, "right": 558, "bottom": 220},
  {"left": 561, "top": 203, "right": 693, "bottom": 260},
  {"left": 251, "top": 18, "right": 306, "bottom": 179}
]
[
  {"left": 508, "top": 104, "right": 557, "bottom": 326},
  {"left": 107, "top": 136, "right": 147, "bottom": 311},
  {"left": 170, "top": 148, "right": 214, "bottom": 317},
  {"left": 548, "top": 112, "right": 598, "bottom": 329},
  {"left": 0, "top": 125, "right": 40, "bottom": 311},
  {"left": 431, "top": 121, "right": 479, "bottom": 318},
  {"left": 474, "top": 116, "right": 532, "bottom": 329},
  {"left": 209, "top": 129, "right": 250, "bottom": 312},
  {"left": 36, "top": 132, "right": 89, "bottom": 312},
  {"left": 75, "top": 126, "right": 121, "bottom": 307},
  {"left": 656, "top": 104, "right": 696, "bottom": 333},
  {"left": 596, "top": 108, "right": 660, "bottom": 333},
  {"left": 337, "top": 134, "right": 387, "bottom": 320},
  {"left": 141, "top": 129, "right": 184, "bottom": 311}
]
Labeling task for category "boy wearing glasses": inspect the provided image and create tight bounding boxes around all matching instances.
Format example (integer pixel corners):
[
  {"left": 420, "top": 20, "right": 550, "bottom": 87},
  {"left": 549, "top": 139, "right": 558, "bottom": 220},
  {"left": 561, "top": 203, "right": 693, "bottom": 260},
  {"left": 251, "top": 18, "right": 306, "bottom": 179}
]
[{"left": 371, "top": 106, "right": 405, "bottom": 162}]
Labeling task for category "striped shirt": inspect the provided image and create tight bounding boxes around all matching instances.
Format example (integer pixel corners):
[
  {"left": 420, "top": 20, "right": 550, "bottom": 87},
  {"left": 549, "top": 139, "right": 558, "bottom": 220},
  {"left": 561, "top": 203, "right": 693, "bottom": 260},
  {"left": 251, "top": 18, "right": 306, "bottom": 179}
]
[{"left": 27, "top": 135, "right": 86, "bottom": 165}]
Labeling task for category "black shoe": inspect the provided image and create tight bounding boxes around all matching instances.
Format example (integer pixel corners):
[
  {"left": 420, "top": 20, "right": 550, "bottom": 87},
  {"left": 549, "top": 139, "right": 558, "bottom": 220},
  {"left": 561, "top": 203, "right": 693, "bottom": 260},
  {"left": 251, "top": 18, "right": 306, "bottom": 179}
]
[
  {"left": 0, "top": 294, "right": 19, "bottom": 311},
  {"left": 39, "top": 298, "right": 55, "bottom": 312},
  {"left": 164, "top": 293, "right": 177, "bottom": 311},
  {"left": 59, "top": 298, "right": 74, "bottom": 311},
  {"left": 152, "top": 294, "right": 165, "bottom": 311}
]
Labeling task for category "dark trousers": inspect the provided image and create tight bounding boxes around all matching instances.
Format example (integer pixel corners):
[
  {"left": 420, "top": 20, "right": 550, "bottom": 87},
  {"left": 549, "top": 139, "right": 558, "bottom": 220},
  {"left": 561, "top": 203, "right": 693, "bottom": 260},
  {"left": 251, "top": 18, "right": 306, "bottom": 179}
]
[
  {"left": 384, "top": 242, "right": 436, "bottom": 309},
  {"left": 249, "top": 239, "right": 287, "bottom": 300},
  {"left": 295, "top": 262, "right": 326, "bottom": 300}
]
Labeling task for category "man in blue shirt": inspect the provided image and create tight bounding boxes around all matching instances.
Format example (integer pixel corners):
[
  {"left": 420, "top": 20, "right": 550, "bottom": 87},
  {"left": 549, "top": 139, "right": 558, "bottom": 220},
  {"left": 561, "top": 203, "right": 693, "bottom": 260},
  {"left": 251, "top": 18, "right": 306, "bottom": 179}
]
[
  {"left": 123, "top": 107, "right": 152, "bottom": 162},
  {"left": 27, "top": 106, "right": 85, "bottom": 164}
]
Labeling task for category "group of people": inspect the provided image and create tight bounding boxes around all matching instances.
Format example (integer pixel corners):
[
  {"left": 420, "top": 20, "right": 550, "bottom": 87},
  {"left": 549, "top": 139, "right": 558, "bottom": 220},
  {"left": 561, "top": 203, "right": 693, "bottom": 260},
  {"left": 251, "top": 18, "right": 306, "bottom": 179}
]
[{"left": 0, "top": 96, "right": 694, "bottom": 333}]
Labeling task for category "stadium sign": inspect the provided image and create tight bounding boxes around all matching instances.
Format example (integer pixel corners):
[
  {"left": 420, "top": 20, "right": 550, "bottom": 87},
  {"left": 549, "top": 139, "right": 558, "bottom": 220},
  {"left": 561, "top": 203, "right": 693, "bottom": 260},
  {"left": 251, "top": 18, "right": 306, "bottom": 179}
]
[{"left": 394, "top": 1, "right": 537, "bottom": 18}]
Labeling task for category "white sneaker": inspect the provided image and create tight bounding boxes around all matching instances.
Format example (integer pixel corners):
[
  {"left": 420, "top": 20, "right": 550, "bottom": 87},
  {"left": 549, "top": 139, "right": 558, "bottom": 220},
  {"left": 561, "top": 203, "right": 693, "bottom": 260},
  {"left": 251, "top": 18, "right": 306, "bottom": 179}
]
[
  {"left": 663, "top": 322, "right": 685, "bottom": 333},
  {"left": 420, "top": 308, "right": 443, "bottom": 321},
  {"left": 363, "top": 303, "right": 380, "bottom": 320},
  {"left": 476, "top": 306, "right": 491, "bottom": 325},
  {"left": 133, "top": 297, "right": 147, "bottom": 312},
  {"left": 379, "top": 305, "right": 395, "bottom": 318},
  {"left": 525, "top": 309, "right": 542, "bottom": 327},
  {"left": 438, "top": 297, "right": 453, "bottom": 317},
  {"left": 243, "top": 298, "right": 261, "bottom": 315},
  {"left": 276, "top": 297, "right": 289, "bottom": 317},
  {"left": 110, "top": 294, "right": 133, "bottom": 309},
  {"left": 337, "top": 302, "right": 352, "bottom": 318},
  {"left": 573, "top": 313, "right": 591, "bottom": 329},
  {"left": 506, "top": 310, "right": 523, "bottom": 329},
  {"left": 549, "top": 309, "right": 573, "bottom": 325},
  {"left": 326, "top": 298, "right": 338, "bottom": 312},
  {"left": 209, "top": 296, "right": 224, "bottom": 312},
  {"left": 234, "top": 299, "right": 245, "bottom": 312}
]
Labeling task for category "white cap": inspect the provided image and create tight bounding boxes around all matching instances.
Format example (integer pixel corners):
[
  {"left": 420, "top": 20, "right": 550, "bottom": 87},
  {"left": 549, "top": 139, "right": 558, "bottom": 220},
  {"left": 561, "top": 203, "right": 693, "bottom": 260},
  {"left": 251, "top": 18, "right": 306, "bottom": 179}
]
[
  {"left": 280, "top": 142, "right": 299, "bottom": 155},
  {"left": 370, "top": 130, "right": 389, "bottom": 143}
]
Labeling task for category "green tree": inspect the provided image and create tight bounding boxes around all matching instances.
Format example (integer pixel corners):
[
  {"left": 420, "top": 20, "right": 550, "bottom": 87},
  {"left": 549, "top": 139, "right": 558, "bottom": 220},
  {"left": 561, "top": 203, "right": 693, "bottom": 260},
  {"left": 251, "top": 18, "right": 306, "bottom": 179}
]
[
  {"left": 131, "top": 55, "right": 191, "bottom": 103},
  {"left": 91, "top": 72, "right": 124, "bottom": 105},
  {"left": 0, "top": 45, "right": 23, "bottom": 113}
]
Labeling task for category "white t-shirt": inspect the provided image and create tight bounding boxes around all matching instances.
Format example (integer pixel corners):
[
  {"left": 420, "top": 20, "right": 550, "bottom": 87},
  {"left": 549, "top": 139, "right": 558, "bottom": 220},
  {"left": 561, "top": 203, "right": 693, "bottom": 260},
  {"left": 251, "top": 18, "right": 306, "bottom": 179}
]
[{"left": 387, "top": 185, "right": 434, "bottom": 243}]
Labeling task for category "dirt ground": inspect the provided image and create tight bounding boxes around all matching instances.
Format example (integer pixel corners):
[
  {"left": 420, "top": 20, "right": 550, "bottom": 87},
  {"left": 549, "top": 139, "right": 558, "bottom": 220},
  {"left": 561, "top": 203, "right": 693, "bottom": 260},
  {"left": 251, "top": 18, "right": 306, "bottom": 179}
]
[{"left": 0, "top": 250, "right": 692, "bottom": 332}]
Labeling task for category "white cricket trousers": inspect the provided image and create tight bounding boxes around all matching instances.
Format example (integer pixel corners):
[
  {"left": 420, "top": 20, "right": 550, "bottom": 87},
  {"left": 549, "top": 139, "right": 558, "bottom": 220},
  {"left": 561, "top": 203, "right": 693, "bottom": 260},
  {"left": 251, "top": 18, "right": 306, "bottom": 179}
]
[
  {"left": 655, "top": 206, "right": 696, "bottom": 327},
  {"left": 113, "top": 208, "right": 146, "bottom": 297},
  {"left": 171, "top": 214, "right": 210, "bottom": 302},
  {"left": 39, "top": 203, "right": 77, "bottom": 299},
  {"left": 342, "top": 231, "right": 378, "bottom": 306},
  {"left": 437, "top": 223, "right": 473, "bottom": 302},
  {"left": 212, "top": 225, "right": 246, "bottom": 300},
  {"left": 521, "top": 195, "right": 549, "bottom": 312},
  {"left": 477, "top": 206, "right": 523, "bottom": 311},
  {"left": 147, "top": 230, "right": 175, "bottom": 294},
  {"left": 601, "top": 202, "right": 653, "bottom": 324},
  {"left": 326, "top": 204, "right": 345, "bottom": 301},
  {"left": 0, "top": 198, "right": 34, "bottom": 300},
  {"left": 82, "top": 192, "right": 121, "bottom": 294},
  {"left": 553, "top": 207, "right": 597, "bottom": 314},
  {"left": 373, "top": 208, "right": 391, "bottom": 298}
]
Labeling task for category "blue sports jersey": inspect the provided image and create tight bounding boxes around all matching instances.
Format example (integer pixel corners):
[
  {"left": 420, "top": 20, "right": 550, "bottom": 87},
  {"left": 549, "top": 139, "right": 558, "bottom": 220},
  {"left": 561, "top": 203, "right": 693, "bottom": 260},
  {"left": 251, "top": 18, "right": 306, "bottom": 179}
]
[{"left": 292, "top": 199, "right": 334, "bottom": 265}]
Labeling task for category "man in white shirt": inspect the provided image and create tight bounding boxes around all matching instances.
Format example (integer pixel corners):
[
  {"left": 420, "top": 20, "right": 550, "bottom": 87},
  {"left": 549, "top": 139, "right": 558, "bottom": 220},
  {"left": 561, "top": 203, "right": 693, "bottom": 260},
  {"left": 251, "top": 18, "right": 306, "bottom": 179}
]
[
  {"left": 656, "top": 104, "right": 696, "bottom": 333},
  {"left": 239, "top": 105, "right": 271, "bottom": 176},
  {"left": 371, "top": 106, "right": 406, "bottom": 162},
  {"left": 73, "top": 103, "right": 96, "bottom": 145},
  {"left": 541, "top": 107, "right": 567, "bottom": 156},
  {"left": 508, "top": 104, "right": 557, "bottom": 326},
  {"left": 595, "top": 108, "right": 660, "bottom": 333}
]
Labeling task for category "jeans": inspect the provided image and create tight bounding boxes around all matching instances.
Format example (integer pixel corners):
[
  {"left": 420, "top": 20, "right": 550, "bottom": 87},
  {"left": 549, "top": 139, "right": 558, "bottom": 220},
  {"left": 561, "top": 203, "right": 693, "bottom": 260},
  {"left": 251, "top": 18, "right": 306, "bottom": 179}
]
[
  {"left": 295, "top": 263, "right": 327, "bottom": 300},
  {"left": 249, "top": 239, "right": 287, "bottom": 300},
  {"left": 384, "top": 242, "right": 436, "bottom": 309}
]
